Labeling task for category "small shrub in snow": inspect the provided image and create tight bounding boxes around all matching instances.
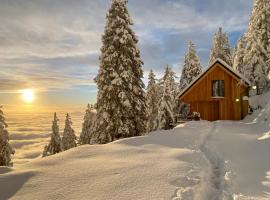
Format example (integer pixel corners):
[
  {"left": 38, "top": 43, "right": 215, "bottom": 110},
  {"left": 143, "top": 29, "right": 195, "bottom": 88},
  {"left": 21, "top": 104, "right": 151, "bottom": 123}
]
[
  {"left": 178, "top": 102, "right": 191, "bottom": 119},
  {"left": 0, "top": 106, "right": 15, "bottom": 166},
  {"left": 191, "top": 112, "right": 201, "bottom": 121}
]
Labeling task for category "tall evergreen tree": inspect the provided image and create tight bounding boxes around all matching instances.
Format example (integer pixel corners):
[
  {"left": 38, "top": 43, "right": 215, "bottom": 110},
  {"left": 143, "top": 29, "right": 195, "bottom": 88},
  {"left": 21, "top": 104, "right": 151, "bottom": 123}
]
[
  {"left": 62, "top": 113, "right": 77, "bottom": 151},
  {"left": 233, "top": 36, "right": 247, "bottom": 74},
  {"left": 243, "top": 0, "right": 270, "bottom": 93},
  {"left": 146, "top": 70, "right": 159, "bottom": 133},
  {"left": 179, "top": 41, "right": 202, "bottom": 91},
  {"left": 157, "top": 66, "right": 178, "bottom": 99},
  {"left": 92, "top": 0, "right": 146, "bottom": 144},
  {"left": 79, "top": 104, "right": 96, "bottom": 145},
  {"left": 209, "top": 27, "right": 233, "bottom": 66},
  {"left": 43, "top": 113, "right": 62, "bottom": 157},
  {"left": 158, "top": 67, "right": 176, "bottom": 130},
  {"left": 0, "top": 106, "right": 15, "bottom": 166}
]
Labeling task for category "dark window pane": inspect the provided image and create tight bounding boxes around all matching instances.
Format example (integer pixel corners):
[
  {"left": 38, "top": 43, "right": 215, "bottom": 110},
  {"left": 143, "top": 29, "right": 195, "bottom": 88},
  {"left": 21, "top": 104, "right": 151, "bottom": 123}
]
[
  {"left": 212, "top": 80, "right": 225, "bottom": 97},
  {"left": 220, "top": 80, "right": 225, "bottom": 97}
]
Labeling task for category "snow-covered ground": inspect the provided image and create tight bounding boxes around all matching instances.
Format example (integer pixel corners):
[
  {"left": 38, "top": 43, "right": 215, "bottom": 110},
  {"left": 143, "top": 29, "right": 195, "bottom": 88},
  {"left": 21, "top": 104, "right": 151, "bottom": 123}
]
[{"left": 1, "top": 93, "right": 270, "bottom": 200}]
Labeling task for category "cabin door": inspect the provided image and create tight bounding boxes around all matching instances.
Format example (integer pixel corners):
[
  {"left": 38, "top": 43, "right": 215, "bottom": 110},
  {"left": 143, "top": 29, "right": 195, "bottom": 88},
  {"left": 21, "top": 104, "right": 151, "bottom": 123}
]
[{"left": 210, "top": 101, "right": 220, "bottom": 121}]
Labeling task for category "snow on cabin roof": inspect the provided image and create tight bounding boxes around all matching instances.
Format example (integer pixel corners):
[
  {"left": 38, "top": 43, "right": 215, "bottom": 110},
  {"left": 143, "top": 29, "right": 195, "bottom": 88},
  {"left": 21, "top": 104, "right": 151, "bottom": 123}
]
[{"left": 178, "top": 58, "right": 251, "bottom": 98}]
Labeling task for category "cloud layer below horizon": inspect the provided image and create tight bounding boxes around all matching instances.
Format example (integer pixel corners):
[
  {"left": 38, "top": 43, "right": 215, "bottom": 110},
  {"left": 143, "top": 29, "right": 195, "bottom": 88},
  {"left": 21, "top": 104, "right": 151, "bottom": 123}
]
[{"left": 0, "top": 0, "right": 253, "bottom": 106}]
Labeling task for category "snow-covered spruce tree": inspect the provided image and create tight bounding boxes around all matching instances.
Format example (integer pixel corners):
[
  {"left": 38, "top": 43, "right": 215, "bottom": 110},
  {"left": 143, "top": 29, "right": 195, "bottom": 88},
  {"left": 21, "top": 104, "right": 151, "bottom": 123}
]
[
  {"left": 209, "top": 27, "right": 233, "bottom": 66},
  {"left": 43, "top": 113, "right": 62, "bottom": 157},
  {"left": 158, "top": 67, "right": 176, "bottom": 130},
  {"left": 242, "top": 0, "right": 270, "bottom": 94},
  {"left": 0, "top": 106, "right": 15, "bottom": 166},
  {"left": 159, "top": 65, "right": 178, "bottom": 94},
  {"left": 62, "top": 113, "right": 77, "bottom": 151},
  {"left": 79, "top": 104, "right": 96, "bottom": 145},
  {"left": 92, "top": 0, "right": 147, "bottom": 144},
  {"left": 179, "top": 41, "right": 202, "bottom": 91},
  {"left": 146, "top": 70, "right": 159, "bottom": 133},
  {"left": 233, "top": 36, "right": 247, "bottom": 74},
  {"left": 168, "top": 68, "right": 180, "bottom": 119}
]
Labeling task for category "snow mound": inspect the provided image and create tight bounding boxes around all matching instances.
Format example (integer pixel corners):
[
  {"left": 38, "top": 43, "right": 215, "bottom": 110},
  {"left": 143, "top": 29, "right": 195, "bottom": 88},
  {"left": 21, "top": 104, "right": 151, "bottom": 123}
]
[{"left": 247, "top": 91, "right": 270, "bottom": 140}]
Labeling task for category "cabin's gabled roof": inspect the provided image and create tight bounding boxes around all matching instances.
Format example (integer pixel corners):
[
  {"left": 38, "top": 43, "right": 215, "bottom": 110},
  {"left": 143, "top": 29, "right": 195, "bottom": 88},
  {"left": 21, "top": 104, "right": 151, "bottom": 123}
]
[{"left": 178, "top": 58, "right": 251, "bottom": 98}]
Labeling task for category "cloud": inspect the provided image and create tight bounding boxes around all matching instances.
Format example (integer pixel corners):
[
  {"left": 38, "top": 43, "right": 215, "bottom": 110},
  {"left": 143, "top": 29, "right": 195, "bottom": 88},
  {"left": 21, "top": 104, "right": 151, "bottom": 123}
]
[
  {"left": 0, "top": 0, "right": 253, "bottom": 93},
  {"left": 131, "top": 0, "right": 253, "bottom": 75},
  {"left": 0, "top": 79, "right": 29, "bottom": 91},
  {"left": 0, "top": 53, "right": 99, "bottom": 91},
  {"left": 132, "top": 0, "right": 252, "bottom": 32},
  {"left": 0, "top": 0, "right": 108, "bottom": 91}
]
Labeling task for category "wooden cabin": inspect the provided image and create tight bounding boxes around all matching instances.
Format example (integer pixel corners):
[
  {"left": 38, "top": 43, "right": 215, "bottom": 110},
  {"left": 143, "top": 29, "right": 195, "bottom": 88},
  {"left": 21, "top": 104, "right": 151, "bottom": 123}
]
[{"left": 178, "top": 59, "right": 251, "bottom": 121}]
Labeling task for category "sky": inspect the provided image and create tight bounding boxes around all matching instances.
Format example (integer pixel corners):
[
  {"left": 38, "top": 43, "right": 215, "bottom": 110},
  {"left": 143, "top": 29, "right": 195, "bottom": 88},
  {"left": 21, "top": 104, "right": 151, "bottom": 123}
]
[{"left": 0, "top": 0, "right": 254, "bottom": 112}]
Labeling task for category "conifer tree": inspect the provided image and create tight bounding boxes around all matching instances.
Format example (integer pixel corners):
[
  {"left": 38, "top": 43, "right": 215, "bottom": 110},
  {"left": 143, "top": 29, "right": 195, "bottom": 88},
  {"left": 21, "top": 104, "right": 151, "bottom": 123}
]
[
  {"left": 146, "top": 70, "right": 159, "bottom": 133},
  {"left": 233, "top": 36, "right": 246, "bottom": 74},
  {"left": 209, "top": 27, "right": 233, "bottom": 66},
  {"left": 79, "top": 104, "right": 96, "bottom": 145},
  {"left": 0, "top": 106, "right": 15, "bottom": 166},
  {"left": 179, "top": 41, "right": 202, "bottom": 91},
  {"left": 243, "top": 0, "right": 270, "bottom": 93},
  {"left": 43, "top": 113, "right": 62, "bottom": 157},
  {"left": 159, "top": 65, "right": 178, "bottom": 90},
  {"left": 92, "top": 0, "right": 146, "bottom": 144},
  {"left": 158, "top": 67, "right": 176, "bottom": 130},
  {"left": 62, "top": 113, "right": 77, "bottom": 151}
]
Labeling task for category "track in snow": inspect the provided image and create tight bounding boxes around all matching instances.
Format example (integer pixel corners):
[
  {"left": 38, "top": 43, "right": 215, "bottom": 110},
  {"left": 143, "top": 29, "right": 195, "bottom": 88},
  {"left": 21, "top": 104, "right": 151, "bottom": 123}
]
[
  {"left": 172, "top": 122, "right": 233, "bottom": 200},
  {"left": 199, "top": 122, "right": 233, "bottom": 200}
]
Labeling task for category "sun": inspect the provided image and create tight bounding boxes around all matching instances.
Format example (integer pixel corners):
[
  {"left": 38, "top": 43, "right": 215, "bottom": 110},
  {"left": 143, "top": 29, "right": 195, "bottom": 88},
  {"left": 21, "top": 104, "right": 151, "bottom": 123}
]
[{"left": 21, "top": 89, "right": 35, "bottom": 103}]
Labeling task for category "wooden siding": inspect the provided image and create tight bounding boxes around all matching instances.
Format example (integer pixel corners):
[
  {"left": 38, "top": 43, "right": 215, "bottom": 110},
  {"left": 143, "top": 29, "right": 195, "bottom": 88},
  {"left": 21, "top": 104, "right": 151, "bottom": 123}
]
[{"left": 179, "top": 62, "right": 249, "bottom": 121}]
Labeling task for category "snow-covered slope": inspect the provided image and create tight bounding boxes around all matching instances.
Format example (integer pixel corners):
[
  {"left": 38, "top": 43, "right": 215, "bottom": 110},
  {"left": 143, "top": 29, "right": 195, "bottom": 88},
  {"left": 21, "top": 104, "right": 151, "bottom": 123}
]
[
  {"left": 0, "top": 122, "right": 211, "bottom": 200},
  {"left": 1, "top": 93, "right": 270, "bottom": 200}
]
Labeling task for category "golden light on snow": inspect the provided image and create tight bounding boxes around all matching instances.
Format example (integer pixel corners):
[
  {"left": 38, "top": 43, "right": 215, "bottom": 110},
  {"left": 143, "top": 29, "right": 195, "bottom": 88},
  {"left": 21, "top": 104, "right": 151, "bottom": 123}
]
[{"left": 21, "top": 89, "right": 35, "bottom": 103}]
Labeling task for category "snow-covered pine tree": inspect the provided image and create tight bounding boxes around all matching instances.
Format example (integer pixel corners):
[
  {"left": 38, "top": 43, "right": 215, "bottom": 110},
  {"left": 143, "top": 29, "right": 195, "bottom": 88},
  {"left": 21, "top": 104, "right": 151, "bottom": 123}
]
[
  {"left": 92, "top": 0, "right": 147, "bottom": 144},
  {"left": 179, "top": 41, "right": 202, "bottom": 91},
  {"left": 79, "top": 104, "right": 96, "bottom": 145},
  {"left": 168, "top": 68, "right": 180, "bottom": 120},
  {"left": 157, "top": 66, "right": 177, "bottom": 101},
  {"left": 158, "top": 67, "right": 176, "bottom": 130},
  {"left": 62, "top": 113, "right": 77, "bottom": 151},
  {"left": 146, "top": 70, "right": 159, "bottom": 133},
  {"left": 42, "top": 113, "right": 62, "bottom": 157},
  {"left": 209, "top": 27, "right": 233, "bottom": 66},
  {"left": 242, "top": 0, "right": 270, "bottom": 94},
  {"left": 0, "top": 106, "right": 15, "bottom": 166},
  {"left": 233, "top": 36, "right": 247, "bottom": 74}
]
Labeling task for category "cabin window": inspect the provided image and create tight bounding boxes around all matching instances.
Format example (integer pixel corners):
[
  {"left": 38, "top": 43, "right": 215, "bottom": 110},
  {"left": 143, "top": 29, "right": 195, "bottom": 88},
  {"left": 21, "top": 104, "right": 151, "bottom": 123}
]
[{"left": 212, "top": 80, "right": 225, "bottom": 97}]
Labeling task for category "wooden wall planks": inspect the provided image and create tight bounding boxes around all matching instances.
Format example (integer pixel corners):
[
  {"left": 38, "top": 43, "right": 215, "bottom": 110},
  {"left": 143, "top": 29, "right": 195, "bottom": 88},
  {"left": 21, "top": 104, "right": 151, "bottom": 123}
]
[{"left": 179, "top": 63, "right": 250, "bottom": 121}]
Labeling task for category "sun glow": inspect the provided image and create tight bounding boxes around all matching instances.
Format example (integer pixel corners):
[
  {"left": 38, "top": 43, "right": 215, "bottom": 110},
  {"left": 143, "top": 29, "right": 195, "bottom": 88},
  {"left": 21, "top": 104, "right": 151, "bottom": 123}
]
[{"left": 21, "top": 89, "right": 35, "bottom": 103}]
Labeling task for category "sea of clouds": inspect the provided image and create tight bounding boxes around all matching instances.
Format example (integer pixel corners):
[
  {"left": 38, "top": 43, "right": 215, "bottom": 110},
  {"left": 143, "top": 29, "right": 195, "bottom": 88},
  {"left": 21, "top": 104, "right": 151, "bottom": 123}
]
[{"left": 6, "top": 111, "right": 84, "bottom": 165}]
